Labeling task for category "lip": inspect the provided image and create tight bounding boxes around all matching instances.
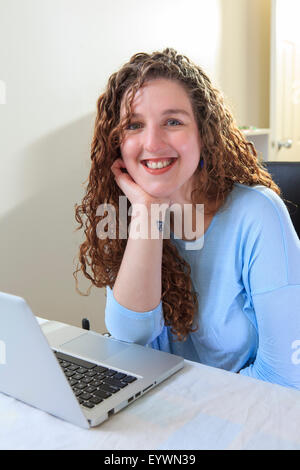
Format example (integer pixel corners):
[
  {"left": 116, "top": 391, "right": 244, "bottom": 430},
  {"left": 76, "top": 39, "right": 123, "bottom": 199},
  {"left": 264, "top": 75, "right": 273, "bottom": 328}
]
[{"left": 141, "top": 158, "right": 177, "bottom": 175}]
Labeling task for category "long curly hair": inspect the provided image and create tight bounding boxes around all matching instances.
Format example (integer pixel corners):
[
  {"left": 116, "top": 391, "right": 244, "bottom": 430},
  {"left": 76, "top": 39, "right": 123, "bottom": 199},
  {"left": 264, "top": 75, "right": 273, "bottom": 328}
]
[{"left": 74, "top": 47, "right": 280, "bottom": 341}]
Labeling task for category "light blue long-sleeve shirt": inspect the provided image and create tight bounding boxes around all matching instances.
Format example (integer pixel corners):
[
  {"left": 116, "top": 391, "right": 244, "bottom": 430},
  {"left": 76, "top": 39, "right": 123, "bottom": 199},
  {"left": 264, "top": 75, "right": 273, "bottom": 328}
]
[{"left": 105, "top": 183, "right": 300, "bottom": 390}]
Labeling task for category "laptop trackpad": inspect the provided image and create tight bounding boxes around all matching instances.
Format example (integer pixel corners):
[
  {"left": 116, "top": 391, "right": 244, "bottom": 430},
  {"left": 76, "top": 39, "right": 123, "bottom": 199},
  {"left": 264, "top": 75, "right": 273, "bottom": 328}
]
[{"left": 60, "top": 331, "right": 131, "bottom": 363}]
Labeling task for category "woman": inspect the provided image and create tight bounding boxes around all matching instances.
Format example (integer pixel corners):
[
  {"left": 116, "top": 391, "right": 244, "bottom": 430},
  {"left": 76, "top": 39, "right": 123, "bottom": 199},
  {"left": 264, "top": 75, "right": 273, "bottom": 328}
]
[{"left": 74, "top": 48, "right": 300, "bottom": 389}]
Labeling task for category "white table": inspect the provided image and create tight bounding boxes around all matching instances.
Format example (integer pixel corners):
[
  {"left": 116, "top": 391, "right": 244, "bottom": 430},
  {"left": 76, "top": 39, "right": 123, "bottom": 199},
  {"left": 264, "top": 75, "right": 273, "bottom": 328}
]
[{"left": 1, "top": 320, "right": 300, "bottom": 450}]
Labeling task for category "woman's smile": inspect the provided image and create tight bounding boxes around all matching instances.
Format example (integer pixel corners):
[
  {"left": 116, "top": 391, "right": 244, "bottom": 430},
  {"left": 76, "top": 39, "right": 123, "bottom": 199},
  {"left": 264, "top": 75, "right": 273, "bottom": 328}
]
[{"left": 141, "top": 157, "right": 178, "bottom": 174}]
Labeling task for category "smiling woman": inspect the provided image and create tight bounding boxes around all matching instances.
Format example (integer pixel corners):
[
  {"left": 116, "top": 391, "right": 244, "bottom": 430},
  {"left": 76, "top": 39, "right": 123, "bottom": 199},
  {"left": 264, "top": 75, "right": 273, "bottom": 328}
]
[{"left": 74, "top": 48, "right": 300, "bottom": 391}]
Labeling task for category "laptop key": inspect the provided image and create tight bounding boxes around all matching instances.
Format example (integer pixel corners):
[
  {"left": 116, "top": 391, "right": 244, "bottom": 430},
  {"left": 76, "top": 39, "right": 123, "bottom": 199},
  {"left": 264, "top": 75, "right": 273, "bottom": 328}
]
[
  {"left": 94, "top": 366, "right": 108, "bottom": 374},
  {"left": 97, "top": 384, "right": 119, "bottom": 394},
  {"left": 80, "top": 392, "right": 92, "bottom": 401},
  {"left": 81, "top": 377, "right": 93, "bottom": 384},
  {"left": 102, "top": 377, "right": 128, "bottom": 388},
  {"left": 91, "top": 379, "right": 102, "bottom": 387},
  {"left": 105, "top": 369, "right": 117, "bottom": 377},
  {"left": 86, "top": 370, "right": 97, "bottom": 377},
  {"left": 114, "top": 372, "right": 127, "bottom": 380},
  {"left": 69, "top": 379, "right": 78, "bottom": 386},
  {"left": 73, "top": 373, "right": 84, "bottom": 380},
  {"left": 60, "top": 361, "right": 71, "bottom": 368},
  {"left": 76, "top": 383, "right": 87, "bottom": 390},
  {"left": 55, "top": 352, "right": 97, "bottom": 370},
  {"left": 93, "top": 389, "right": 111, "bottom": 399},
  {"left": 96, "top": 373, "right": 107, "bottom": 380},
  {"left": 82, "top": 401, "right": 95, "bottom": 409},
  {"left": 90, "top": 396, "right": 103, "bottom": 405},
  {"left": 123, "top": 376, "right": 137, "bottom": 383},
  {"left": 65, "top": 370, "right": 76, "bottom": 377}
]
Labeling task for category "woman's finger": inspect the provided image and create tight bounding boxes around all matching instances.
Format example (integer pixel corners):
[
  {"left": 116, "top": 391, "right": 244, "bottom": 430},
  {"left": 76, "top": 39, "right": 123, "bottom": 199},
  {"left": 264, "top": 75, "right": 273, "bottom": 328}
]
[
  {"left": 111, "top": 159, "right": 137, "bottom": 198},
  {"left": 111, "top": 158, "right": 127, "bottom": 178}
]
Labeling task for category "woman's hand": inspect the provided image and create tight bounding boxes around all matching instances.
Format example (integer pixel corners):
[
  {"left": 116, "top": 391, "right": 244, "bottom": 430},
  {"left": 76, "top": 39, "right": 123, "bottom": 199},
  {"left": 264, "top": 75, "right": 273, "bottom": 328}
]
[{"left": 111, "top": 158, "right": 171, "bottom": 208}]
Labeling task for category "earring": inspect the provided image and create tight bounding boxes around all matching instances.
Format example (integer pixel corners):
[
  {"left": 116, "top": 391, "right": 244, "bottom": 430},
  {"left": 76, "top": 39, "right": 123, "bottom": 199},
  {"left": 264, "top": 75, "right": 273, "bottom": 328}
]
[{"left": 200, "top": 158, "right": 204, "bottom": 169}]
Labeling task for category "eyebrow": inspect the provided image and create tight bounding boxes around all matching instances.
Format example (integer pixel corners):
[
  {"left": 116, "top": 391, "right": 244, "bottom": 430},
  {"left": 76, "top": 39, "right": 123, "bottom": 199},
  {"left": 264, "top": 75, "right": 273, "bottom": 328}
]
[{"left": 131, "top": 108, "right": 191, "bottom": 118}]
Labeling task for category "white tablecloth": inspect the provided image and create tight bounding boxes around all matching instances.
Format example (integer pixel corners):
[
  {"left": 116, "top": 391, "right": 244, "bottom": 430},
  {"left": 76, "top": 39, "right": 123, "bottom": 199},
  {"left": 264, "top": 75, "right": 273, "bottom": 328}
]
[{"left": 1, "top": 320, "right": 300, "bottom": 450}]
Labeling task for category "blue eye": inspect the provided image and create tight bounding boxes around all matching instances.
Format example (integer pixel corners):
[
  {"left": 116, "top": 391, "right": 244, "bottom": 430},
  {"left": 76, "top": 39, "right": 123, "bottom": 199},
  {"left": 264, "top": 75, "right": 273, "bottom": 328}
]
[
  {"left": 126, "top": 119, "right": 182, "bottom": 130},
  {"left": 126, "top": 122, "right": 142, "bottom": 130},
  {"left": 166, "top": 119, "right": 182, "bottom": 126}
]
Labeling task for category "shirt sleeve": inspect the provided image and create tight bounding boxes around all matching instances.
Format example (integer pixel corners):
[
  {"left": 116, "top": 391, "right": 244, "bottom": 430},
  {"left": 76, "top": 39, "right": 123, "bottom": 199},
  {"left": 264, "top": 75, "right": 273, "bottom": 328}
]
[
  {"left": 239, "top": 284, "right": 300, "bottom": 389},
  {"left": 104, "top": 286, "right": 165, "bottom": 345},
  {"left": 239, "top": 187, "right": 300, "bottom": 389}
]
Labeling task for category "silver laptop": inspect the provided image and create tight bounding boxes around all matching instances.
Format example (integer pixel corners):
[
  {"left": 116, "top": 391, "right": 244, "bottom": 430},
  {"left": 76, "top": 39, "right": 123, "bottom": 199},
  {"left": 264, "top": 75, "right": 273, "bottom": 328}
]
[{"left": 0, "top": 291, "right": 184, "bottom": 428}]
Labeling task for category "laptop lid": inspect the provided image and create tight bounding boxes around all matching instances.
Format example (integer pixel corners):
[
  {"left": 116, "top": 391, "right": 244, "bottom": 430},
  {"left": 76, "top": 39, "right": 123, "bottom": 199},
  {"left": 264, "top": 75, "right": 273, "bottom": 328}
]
[{"left": 0, "top": 292, "right": 89, "bottom": 429}]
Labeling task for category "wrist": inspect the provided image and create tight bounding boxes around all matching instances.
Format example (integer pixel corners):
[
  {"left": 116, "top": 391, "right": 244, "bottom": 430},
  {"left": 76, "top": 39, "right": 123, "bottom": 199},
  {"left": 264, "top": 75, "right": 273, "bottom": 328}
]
[{"left": 129, "top": 202, "right": 169, "bottom": 240}]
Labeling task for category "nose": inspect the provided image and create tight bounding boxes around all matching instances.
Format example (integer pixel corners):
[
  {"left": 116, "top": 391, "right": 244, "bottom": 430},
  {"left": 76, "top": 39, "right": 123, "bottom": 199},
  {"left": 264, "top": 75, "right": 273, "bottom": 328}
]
[{"left": 143, "top": 124, "right": 168, "bottom": 155}]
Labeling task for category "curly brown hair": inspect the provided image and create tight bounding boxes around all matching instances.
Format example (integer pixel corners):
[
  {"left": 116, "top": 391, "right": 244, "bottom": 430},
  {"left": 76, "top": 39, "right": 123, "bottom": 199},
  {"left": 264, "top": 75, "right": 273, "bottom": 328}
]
[{"left": 74, "top": 47, "right": 281, "bottom": 342}]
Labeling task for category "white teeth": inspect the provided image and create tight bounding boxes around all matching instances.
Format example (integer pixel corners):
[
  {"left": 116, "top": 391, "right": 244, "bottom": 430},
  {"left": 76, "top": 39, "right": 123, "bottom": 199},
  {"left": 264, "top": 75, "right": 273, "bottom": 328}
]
[{"left": 145, "top": 159, "right": 173, "bottom": 169}]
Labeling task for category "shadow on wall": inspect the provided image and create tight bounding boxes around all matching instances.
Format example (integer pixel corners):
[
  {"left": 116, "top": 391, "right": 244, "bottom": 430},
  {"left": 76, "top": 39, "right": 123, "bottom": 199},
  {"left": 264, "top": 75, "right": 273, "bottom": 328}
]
[{"left": 0, "top": 114, "right": 108, "bottom": 332}]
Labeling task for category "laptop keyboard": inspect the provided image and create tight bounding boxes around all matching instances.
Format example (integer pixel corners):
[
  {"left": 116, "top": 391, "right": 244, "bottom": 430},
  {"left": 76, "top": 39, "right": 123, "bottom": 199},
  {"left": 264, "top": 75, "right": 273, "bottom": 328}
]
[{"left": 54, "top": 351, "right": 137, "bottom": 410}]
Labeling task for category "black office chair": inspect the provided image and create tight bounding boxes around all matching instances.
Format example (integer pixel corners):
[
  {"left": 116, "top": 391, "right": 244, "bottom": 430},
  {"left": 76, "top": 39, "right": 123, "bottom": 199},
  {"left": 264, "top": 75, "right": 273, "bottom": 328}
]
[{"left": 263, "top": 161, "right": 300, "bottom": 239}]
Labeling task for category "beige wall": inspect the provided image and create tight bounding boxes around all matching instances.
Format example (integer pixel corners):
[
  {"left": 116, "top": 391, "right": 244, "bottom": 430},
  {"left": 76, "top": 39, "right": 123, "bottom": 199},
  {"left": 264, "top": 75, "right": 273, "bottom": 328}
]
[
  {"left": 218, "top": 0, "right": 271, "bottom": 127},
  {"left": 0, "top": 0, "right": 271, "bottom": 333},
  {"left": 246, "top": 0, "right": 271, "bottom": 128}
]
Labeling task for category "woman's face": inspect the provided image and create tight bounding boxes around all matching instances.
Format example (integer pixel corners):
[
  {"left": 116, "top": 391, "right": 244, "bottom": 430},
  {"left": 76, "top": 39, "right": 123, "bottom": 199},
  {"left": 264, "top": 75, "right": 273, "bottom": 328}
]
[{"left": 120, "top": 78, "right": 201, "bottom": 201}]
